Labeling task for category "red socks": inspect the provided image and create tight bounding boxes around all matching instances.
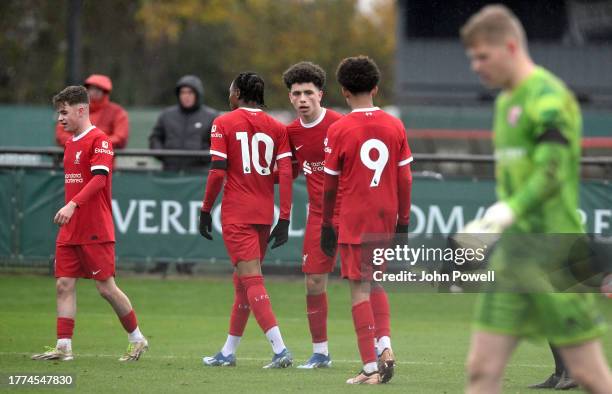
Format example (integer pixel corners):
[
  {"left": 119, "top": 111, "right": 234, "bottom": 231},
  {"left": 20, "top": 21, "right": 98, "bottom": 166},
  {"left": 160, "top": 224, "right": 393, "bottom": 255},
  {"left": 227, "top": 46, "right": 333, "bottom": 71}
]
[
  {"left": 370, "top": 287, "right": 391, "bottom": 338},
  {"left": 306, "top": 293, "right": 328, "bottom": 343},
  {"left": 119, "top": 310, "right": 138, "bottom": 333},
  {"left": 57, "top": 317, "right": 75, "bottom": 339},
  {"left": 240, "top": 275, "right": 277, "bottom": 333},
  {"left": 229, "top": 272, "right": 250, "bottom": 336},
  {"left": 351, "top": 300, "right": 377, "bottom": 364}
]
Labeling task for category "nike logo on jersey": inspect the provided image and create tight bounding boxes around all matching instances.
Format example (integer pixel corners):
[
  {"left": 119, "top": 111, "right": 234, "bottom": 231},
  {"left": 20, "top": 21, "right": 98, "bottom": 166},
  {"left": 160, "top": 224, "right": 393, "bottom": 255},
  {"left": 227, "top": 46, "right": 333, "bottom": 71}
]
[
  {"left": 92, "top": 269, "right": 101, "bottom": 275},
  {"left": 295, "top": 145, "right": 304, "bottom": 151}
]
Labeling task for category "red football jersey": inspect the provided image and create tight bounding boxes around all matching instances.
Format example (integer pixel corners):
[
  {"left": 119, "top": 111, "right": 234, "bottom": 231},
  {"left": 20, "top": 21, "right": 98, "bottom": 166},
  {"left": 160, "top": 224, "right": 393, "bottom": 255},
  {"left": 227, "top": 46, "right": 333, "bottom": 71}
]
[
  {"left": 324, "top": 107, "right": 412, "bottom": 244},
  {"left": 57, "top": 126, "right": 115, "bottom": 244},
  {"left": 287, "top": 108, "right": 343, "bottom": 218},
  {"left": 210, "top": 107, "right": 292, "bottom": 225}
]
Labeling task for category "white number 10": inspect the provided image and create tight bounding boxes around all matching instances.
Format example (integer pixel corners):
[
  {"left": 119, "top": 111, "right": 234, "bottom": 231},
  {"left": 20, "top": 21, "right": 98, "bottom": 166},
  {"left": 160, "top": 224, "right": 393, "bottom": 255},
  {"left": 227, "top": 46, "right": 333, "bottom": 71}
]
[
  {"left": 236, "top": 132, "right": 274, "bottom": 175},
  {"left": 360, "top": 139, "right": 389, "bottom": 187}
]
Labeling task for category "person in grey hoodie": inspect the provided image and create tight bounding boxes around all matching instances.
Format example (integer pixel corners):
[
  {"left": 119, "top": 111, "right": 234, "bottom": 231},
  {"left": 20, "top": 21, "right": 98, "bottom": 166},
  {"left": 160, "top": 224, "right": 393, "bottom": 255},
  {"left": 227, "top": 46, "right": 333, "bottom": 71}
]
[{"left": 149, "top": 75, "right": 219, "bottom": 171}]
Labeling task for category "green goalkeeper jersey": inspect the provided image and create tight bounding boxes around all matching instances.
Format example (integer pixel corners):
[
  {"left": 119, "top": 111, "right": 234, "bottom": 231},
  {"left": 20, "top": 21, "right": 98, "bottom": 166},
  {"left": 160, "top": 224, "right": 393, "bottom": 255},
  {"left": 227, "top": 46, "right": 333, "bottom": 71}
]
[{"left": 493, "top": 66, "right": 583, "bottom": 233}]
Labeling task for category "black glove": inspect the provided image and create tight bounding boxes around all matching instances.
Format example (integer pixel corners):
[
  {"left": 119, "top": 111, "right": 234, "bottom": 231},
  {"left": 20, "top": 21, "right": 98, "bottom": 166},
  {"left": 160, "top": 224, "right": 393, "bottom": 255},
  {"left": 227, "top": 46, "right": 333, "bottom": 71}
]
[
  {"left": 396, "top": 223, "right": 409, "bottom": 234},
  {"left": 320, "top": 225, "right": 337, "bottom": 257},
  {"left": 268, "top": 219, "right": 290, "bottom": 249},
  {"left": 199, "top": 211, "right": 213, "bottom": 240}
]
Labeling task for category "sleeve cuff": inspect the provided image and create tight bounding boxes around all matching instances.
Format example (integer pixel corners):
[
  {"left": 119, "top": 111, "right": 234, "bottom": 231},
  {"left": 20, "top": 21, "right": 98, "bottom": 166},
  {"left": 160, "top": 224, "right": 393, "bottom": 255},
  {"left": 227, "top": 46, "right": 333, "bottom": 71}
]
[
  {"left": 324, "top": 167, "right": 340, "bottom": 175},
  {"left": 210, "top": 149, "right": 227, "bottom": 159}
]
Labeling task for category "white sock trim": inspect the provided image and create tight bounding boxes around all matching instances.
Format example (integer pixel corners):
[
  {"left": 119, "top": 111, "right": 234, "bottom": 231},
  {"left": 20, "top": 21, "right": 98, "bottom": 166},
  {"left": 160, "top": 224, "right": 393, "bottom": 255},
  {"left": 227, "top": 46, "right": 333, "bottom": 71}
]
[
  {"left": 377, "top": 336, "right": 391, "bottom": 355},
  {"left": 57, "top": 338, "right": 72, "bottom": 350},
  {"left": 313, "top": 341, "right": 329, "bottom": 356},
  {"left": 265, "top": 326, "right": 286, "bottom": 354},
  {"left": 221, "top": 334, "right": 241, "bottom": 357},
  {"left": 363, "top": 362, "right": 378, "bottom": 374},
  {"left": 128, "top": 327, "right": 144, "bottom": 343}
]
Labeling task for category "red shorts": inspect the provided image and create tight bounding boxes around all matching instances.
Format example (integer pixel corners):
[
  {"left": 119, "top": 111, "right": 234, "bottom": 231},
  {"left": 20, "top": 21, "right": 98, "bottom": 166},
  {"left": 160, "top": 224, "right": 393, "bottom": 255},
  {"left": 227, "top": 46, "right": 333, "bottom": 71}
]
[
  {"left": 55, "top": 242, "right": 115, "bottom": 280},
  {"left": 339, "top": 242, "right": 387, "bottom": 281},
  {"left": 302, "top": 218, "right": 337, "bottom": 274},
  {"left": 222, "top": 223, "right": 271, "bottom": 266}
]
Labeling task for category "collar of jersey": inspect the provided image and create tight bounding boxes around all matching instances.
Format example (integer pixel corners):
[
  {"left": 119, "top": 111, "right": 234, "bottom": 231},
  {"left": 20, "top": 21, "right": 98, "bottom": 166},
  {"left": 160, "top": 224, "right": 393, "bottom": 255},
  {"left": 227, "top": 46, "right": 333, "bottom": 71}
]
[
  {"left": 300, "top": 108, "right": 327, "bottom": 128},
  {"left": 72, "top": 125, "right": 96, "bottom": 142},
  {"left": 239, "top": 107, "right": 262, "bottom": 112},
  {"left": 351, "top": 107, "right": 380, "bottom": 113}
]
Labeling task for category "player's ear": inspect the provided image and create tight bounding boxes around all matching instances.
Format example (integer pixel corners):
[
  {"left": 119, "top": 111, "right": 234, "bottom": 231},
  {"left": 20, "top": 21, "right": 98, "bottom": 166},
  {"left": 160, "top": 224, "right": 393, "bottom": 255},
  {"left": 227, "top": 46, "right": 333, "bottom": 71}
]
[
  {"left": 371, "top": 86, "right": 379, "bottom": 97},
  {"left": 341, "top": 87, "right": 350, "bottom": 99}
]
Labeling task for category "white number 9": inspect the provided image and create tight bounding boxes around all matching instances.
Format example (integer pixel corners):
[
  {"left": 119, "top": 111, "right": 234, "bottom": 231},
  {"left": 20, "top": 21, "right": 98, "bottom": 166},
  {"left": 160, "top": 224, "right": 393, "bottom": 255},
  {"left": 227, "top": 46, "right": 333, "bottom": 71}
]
[{"left": 360, "top": 139, "right": 389, "bottom": 187}]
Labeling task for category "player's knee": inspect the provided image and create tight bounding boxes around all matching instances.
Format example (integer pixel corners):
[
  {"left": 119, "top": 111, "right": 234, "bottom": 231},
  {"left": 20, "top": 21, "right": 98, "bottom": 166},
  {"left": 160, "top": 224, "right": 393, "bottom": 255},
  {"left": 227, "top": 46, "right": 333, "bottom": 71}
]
[
  {"left": 306, "top": 275, "right": 325, "bottom": 294},
  {"left": 56, "top": 278, "right": 74, "bottom": 296},
  {"left": 466, "top": 354, "right": 501, "bottom": 384},
  {"left": 95, "top": 281, "right": 116, "bottom": 300}
]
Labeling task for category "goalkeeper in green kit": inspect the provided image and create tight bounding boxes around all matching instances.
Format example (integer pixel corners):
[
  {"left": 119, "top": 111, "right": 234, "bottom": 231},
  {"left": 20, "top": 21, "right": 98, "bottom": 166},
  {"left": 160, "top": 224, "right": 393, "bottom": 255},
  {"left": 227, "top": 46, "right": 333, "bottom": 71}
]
[{"left": 459, "top": 5, "right": 612, "bottom": 394}]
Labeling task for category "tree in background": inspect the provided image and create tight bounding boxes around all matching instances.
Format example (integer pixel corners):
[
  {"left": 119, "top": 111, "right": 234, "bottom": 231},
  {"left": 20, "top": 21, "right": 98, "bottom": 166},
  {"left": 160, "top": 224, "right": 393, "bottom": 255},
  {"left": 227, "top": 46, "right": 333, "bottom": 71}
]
[{"left": 0, "top": 0, "right": 395, "bottom": 109}]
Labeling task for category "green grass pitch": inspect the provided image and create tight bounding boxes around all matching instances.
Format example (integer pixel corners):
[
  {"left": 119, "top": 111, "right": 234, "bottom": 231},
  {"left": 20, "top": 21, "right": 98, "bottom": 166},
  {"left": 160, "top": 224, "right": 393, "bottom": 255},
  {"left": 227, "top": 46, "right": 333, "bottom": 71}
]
[{"left": 1, "top": 274, "right": 611, "bottom": 393}]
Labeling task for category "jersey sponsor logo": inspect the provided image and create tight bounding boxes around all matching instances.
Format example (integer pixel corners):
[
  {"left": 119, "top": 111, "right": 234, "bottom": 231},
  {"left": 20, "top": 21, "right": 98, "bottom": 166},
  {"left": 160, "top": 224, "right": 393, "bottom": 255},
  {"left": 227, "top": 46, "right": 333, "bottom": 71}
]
[
  {"left": 74, "top": 150, "right": 82, "bottom": 164},
  {"left": 507, "top": 105, "right": 522, "bottom": 126},
  {"left": 94, "top": 147, "right": 114, "bottom": 156},
  {"left": 65, "top": 173, "right": 83, "bottom": 183},
  {"left": 303, "top": 160, "right": 324, "bottom": 175},
  {"left": 102, "top": 141, "right": 109, "bottom": 149}
]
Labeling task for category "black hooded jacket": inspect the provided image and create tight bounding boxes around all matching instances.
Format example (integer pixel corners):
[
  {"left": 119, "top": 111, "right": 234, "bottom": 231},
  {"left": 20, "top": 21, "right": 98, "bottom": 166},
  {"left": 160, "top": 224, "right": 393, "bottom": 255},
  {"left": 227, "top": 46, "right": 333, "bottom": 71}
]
[{"left": 149, "top": 75, "right": 219, "bottom": 171}]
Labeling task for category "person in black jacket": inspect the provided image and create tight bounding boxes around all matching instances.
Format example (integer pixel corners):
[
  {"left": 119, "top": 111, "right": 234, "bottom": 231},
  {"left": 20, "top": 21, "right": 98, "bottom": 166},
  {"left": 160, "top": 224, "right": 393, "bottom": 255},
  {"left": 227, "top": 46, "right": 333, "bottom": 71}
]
[
  {"left": 149, "top": 75, "right": 219, "bottom": 275},
  {"left": 149, "top": 75, "right": 219, "bottom": 171}
]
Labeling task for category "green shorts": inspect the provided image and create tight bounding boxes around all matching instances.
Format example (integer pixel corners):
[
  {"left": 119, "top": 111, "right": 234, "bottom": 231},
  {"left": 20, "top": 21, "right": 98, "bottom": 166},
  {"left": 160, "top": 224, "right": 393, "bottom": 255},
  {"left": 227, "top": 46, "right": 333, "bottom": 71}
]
[{"left": 474, "top": 292, "right": 606, "bottom": 346}]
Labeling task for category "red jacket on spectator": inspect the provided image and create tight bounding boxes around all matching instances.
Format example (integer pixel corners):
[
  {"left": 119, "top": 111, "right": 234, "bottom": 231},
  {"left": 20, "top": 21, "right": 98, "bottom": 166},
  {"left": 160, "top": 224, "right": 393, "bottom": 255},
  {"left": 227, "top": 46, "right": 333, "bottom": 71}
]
[{"left": 55, "top": 74, "right": 129, "bottom": 148}]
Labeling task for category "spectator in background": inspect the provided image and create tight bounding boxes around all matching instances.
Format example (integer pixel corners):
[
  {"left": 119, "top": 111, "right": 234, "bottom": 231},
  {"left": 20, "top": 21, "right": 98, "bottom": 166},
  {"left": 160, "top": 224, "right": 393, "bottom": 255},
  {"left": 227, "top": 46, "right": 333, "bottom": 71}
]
[
  {"left": 148, "top": 75, "right": 219, "bottom": 275},
  {"left": 149, "top": 75, "right": 219, "bottom": 172},
  {"left": 56, "top": 74, "right": 129, "bottom": 148}
]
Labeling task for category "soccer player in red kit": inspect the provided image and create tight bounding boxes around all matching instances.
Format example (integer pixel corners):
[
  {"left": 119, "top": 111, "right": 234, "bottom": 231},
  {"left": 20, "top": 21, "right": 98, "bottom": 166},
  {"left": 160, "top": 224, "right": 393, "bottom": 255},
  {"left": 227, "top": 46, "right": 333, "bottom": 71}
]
[
  {"left": 32, "top": 86, "right": 147, "bottom": 362},
  {"left": 199, "top": 72, "right": 294, "bottom": 368},
  {"left": 321, "top": 56, "right": 413, "bottom": 384},
  {"left": 281, "top": 62, "right": 342, "bottom": 368}
]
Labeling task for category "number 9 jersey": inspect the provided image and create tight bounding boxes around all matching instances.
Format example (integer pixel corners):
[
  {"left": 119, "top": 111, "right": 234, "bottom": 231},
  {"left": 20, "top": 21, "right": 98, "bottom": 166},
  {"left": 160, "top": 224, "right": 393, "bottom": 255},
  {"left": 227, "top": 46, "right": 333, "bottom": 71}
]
[
  {"left": 209, "top": 107, "right": 292, "bottom": 225},
  {"left": 324, "top": 107, "right": 413, "bottom": 244}
]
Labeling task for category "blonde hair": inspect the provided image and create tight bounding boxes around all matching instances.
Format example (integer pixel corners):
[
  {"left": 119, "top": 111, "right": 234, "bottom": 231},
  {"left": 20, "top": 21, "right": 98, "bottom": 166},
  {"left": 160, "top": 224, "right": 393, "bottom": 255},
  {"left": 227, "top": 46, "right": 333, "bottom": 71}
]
[{"left": 460, "top": 4, "right": 526, "bottom": 48}]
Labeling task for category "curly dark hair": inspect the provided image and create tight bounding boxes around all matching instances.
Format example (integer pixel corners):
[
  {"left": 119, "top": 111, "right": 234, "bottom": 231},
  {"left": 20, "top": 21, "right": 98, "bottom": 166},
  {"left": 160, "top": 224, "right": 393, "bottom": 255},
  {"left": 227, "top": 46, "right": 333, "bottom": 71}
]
[
  {"left": 232, "top": 72, "right": 265, "bottom": 106},
  {"left": 282, "top": 61, "right": 326, "bottom": 90},
  {"left": 52, "top": 85, "right": 89, "bottom": 108},
  {"left": 336, "top": 56, "right": 380, "bottom": 94}
]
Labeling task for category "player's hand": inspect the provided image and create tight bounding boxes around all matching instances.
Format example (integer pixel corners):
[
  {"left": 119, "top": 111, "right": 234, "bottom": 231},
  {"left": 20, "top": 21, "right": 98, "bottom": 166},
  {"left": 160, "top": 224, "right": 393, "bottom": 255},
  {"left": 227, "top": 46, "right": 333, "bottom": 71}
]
[
  {"left": 53, "top": 201, "right": 77, "bottom": 226},
  {"left": 199, "top": 211, "right": 213, "bottom": 240},
  {"left": 268, "top": 219, "right": 289, "bottom": 249},
  {"left": 320, "top": 224, "right": 337, "bottom": 257},
  {"left": 396, "top": 223, "right": 409, "bottom": 234}
]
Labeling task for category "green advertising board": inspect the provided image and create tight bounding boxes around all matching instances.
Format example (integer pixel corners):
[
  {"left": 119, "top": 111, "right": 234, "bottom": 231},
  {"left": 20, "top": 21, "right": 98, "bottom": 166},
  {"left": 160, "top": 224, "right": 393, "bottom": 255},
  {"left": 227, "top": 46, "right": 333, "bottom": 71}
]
[{"left": 1, "top": 169, "right": 611, "bottom": 266}]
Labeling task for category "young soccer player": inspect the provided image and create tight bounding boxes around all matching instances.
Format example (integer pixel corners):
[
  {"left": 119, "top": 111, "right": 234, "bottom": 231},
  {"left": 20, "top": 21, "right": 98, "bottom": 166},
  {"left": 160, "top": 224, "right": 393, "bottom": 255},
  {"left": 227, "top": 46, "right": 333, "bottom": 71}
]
[
  {"left": 321, "top": 56, "right": 413, "bottom": 384},
  {"left": 282, "top": 61, "right": 342, "bottom": 368},
  {"left": 32, "top": 86, "right": 147, "bottom": 362},
  {"left": 199, "top": 72, "right": 294, "bottom": 369},
  {"left": 460, "top": 5, "right": 612, "bottom": 393}
]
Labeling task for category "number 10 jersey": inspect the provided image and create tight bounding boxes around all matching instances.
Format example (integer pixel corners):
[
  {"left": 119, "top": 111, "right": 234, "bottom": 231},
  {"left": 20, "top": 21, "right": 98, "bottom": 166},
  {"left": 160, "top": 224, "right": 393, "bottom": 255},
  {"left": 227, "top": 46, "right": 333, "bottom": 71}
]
[{"left": 209, "top": 107, "right": 292, "bottom": 225}]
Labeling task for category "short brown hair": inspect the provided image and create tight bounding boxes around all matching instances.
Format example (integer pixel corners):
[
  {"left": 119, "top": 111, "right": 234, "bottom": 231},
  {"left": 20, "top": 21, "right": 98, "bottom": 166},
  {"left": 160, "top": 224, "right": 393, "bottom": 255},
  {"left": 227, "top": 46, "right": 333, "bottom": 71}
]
[
  {"left": 460, "top": 4, "right": 526, "bottom": 48},
  {"left": 282, "top": 61, "right": 326, "bottom": 90},
  {"left": 52, "top": 85, "right": 89, "bottom": 109}
]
